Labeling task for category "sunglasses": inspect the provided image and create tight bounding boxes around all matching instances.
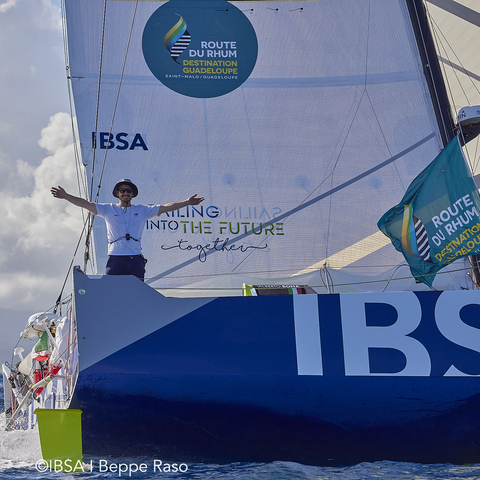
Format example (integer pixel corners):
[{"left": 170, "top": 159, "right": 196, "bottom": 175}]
[{"left": 119, "top": 188, "right": 133, "bottom": 193}]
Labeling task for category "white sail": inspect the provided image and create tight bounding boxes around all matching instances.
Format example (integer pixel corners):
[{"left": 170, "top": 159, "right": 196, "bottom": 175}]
[
  {"left": 426, "top": 0, "right": 480, "bottom": 113},
  {"left": 65, "top": 0, "right": 447, "bottom": 289},
  {"left": 426, "top": 0, "right": 480, "bottom": 172}
]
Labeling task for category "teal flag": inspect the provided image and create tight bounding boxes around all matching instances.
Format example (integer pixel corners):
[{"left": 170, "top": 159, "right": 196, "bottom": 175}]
[{"left": 378, "top": 137, "right": 480, "bottom": 287}]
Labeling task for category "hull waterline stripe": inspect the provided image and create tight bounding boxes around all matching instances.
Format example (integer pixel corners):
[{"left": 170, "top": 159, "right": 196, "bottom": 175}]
[{"left": 147, "top": 132, "right": 436, "bottom": 283}]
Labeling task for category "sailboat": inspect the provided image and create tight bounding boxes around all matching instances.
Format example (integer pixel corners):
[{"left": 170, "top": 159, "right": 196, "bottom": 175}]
[{"left": 4, "top": 0, "right": 480, "bottom": 466}]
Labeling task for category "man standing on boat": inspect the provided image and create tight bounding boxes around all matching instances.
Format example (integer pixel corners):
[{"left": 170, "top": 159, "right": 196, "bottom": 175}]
[{"left": 51, "top": 179, "right": 204, "bottom": 281}]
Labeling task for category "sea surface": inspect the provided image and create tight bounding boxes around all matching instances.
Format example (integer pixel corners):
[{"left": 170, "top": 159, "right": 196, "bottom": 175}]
[{"left": 2, "top": 380, "right": 480, "bottom": 480}]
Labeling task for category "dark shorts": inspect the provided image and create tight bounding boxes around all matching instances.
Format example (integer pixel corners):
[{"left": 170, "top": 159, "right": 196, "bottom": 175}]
[{"left": 105, "top": 255, "right": 146, "bottom": 281}]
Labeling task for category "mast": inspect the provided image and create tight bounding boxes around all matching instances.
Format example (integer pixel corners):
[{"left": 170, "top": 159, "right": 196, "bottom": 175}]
[{"left": 406, "top": 0, "right": 455, "bottom": 146}]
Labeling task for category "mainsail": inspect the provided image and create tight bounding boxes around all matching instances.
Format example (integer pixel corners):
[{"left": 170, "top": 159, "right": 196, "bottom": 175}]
[{"left": 64, "top": 0, "right": 452, "bottom": 290}]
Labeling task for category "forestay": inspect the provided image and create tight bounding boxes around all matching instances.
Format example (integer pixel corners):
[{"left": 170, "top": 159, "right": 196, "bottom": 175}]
[{"left": 65, "top": 0, "right": 447, "bottom": 289}]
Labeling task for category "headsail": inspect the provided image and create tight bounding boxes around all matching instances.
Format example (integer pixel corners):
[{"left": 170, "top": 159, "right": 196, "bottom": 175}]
[
  {"left": 426, "top": 1, "right": 480, "bottom": 157},
  {"left": 65, "top": 0, "right": 453, "bottom": 289}
]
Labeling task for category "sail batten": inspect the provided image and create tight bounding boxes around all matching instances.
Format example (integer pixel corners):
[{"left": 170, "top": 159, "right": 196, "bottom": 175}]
[{"left": 73, "top": 71, "right": 422, "bottom": 87}]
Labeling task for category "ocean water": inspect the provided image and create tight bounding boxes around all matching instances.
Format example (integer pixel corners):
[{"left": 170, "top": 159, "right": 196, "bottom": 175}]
[{"left": 2, "top": 381, "right": 480, "bottom": 480}]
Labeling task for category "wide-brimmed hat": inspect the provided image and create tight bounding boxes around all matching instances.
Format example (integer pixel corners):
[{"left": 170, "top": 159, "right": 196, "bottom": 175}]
[{"left": 112, "top": 179, "right": 138, "bottom": 197}]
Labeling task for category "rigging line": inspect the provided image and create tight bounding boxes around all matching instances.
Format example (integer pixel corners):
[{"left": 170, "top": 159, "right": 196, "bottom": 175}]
[
  {"left": 147, "top": 133, "right": 435, "bottom": 284},
  {"left": 230, "top": 231, "right": 269, "bottom": 273},
  {"left": 151, "top": 263, "right": 470, "bottom": 292},
  {"left": 81, "top": 0, "right": 107, "bottom": 273},
  {"left": 432, "top": 19, "right": 480, "bottom": 102},
  {"left": 413, "top": 0, "right": 450, "bottom": 143},
  {"left": 231, "top": 82, "right": 272, "bottom": 272},
  {"left": 61, "top": 0, "right": 93, "bottom": 275},
  {"left": 231, "top": 102, "right": 350, "bottom": 271},
  {"left": 61, "top": 1, "right": 89, "bottom": 218},
  {"left": 93, "top": 0, "right": 140, "bottom": 203},
  {"left": 147, "top": 258, "right": 450, "bottom": 278},
  {"left": 229, "top": 161, "right": 354, "bottom": 267},
  {"left": 83, "top": 213, "right": 94, "bottom": 273},
  {"left": 265, "top": 95, "right": 369, "bottom": 243},
  {"left": 61, "top": 4, "right": 82, "bottom": 198},
  {"left": 54, "top": 217, "right": 89, "bottom": 313},
  {"left": 435, "top": 31, "right": 470, "bottom": 105},
  {"left": 426, "top": 8, "right": 472, "bottom": 105},
  {"left": 427, "top": 13, "right": 459, "bottom": 129},
  {"left": 325, "top": 0, "right": 370, "bottom": 262},
  {"left": 425, "top": 8, "right": 477, "bottom": 175},
  {"left": 323, "top": 88, "right": 367, "bottom": 260},
  {"left": 437, "top": 57, "right": 480, "bottom": 87},
  {"left": 457, "top": 125, "right": 475, "bottom": 173},
  {"left": 424, "top": 2, "right": 455, "bottom": 108},
  {"left": 424, "top": 2, "right": 459, "bottom": 125},
  {"left": 233, "top": 89, "right": 369, "bottom": 272},
  {"left": 325, "top": 0, "right": 374, "bottom": 262},
  {"left": 364, "top": 89, "right": 404, "bottom": 191},
  {"left": 147, "top": 260, "right": 412, "bottom": 280},
  {"left": 83, "top": 1, "right": 139, "bottom": 273},
  {"left": 262, "top": 87, "right": 370, "bottom": 271},
  {"left": 426, "top": 0, "right": 480, "bottom": 29},
  {"left": 473, "top": 135, "right": 480, "bottom": 174},
  {"left": 248, "top": 87, "right": 369, "bottom": 250},
  {"left": 90, "top": 0, "right": 108, "bottom": 202}
]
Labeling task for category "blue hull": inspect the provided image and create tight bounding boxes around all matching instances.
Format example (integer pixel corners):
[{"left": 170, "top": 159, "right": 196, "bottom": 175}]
[
  {"left": 72, "top": 269, "right": 480, "bottom": 465},
  {"left": 74, "top": 375, "right": 480, "bottom": 464}
]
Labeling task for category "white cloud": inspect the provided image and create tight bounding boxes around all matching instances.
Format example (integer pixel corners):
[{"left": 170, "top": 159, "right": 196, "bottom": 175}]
[
  {"left": 0, "top": 0, "right": 18, "bottom": 13},
  {"left": 0, "top": 112, "right": 84, "bottom": 310},
  {"left": 0, "top": 0, "right": 67, "bottom": 169},
  {"left": 36, "top": 0, "right": 62, "bottom": 31},
  {"left": 38, "top": 111, "right": 72, "bottom": 154}
]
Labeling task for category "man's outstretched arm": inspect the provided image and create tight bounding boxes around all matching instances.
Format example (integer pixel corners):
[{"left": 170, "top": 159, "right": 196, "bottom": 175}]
[
  {"left": 157, "top": 194, "right": 204, "bottom": 216},
  {"left": 51, "top": 186, "right": 97, "bottom": 215}
]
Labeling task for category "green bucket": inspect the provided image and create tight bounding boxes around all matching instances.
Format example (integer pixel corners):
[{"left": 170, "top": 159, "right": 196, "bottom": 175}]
[{"left": 35, "top": 408, "right": 83, "bottom": 472}]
